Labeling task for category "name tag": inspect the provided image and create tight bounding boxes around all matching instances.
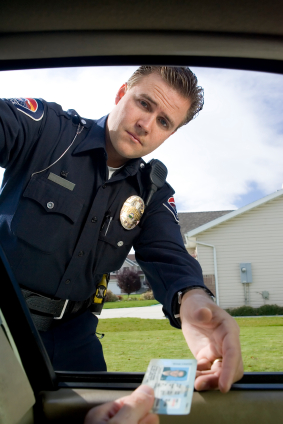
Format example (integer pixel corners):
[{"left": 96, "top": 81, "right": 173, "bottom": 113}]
[{"left": 48, "top": 172, "right": 75, "bottom": 191}]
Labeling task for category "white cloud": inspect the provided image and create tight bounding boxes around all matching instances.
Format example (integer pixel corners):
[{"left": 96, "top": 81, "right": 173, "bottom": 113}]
[
  {"left": 1, "top": 66, "right": 283, "bottom": 211},
  {"left": 145, "top": 68, "right": 283, "bottom": 210}
]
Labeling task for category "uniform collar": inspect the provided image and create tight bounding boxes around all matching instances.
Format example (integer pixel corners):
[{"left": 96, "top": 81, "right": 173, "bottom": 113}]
[
  {"left": 72, "top": 115, "right": 108, "bottom": 155},
  {"left": 73, "top": 114, "right": 144, "bottom": 183}
]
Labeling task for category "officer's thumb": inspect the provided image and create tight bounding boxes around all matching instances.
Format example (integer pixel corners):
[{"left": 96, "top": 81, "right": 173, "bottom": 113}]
[
  {"left": 193, "top": 306, "right": 213, "bottom": 324},
  {"left": 181, "top": 290, "right": 214, "bottom": 325}
]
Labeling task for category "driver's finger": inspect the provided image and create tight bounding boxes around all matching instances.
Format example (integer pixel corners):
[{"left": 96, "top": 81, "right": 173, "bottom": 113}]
[{"left": 109, "top": 385, "right": 155, "bottom": 424}]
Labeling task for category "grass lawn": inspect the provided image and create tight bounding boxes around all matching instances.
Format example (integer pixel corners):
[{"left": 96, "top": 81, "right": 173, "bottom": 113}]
[
  {"left": 104, "top": 299, "right": 159, "bottom": 309},
  {"left": 97, "top": 316, "right": 283, "bottom": 372}
]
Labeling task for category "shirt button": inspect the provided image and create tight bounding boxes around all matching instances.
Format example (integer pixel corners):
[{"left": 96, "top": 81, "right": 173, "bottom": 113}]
[
  {"left": 47, "top": 202, "right": 54, "bottom": 209},
  {"left": 117, "top": 241, "right": 124, "bottom": 247},
  {"left": 91, "top": 217, "right": 98, "bottom": 223},
  {"left": 65, "top": 279, "right": 71, "bottom": 285},
  {"left": 102, "top": 184, "right": 106, "bottom": 189},
  {"left": 81, "top": 119, "right": 86, "bottom": 125},
  {"left": 78, "top": 251, "right": 84, "bottom": 257},
  {"left": 140, "top": 163, "right": 145, "bottom": 168}
]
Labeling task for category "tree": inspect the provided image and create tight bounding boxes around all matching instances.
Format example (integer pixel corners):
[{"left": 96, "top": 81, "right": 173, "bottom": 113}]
[{"left": 117, "top": 268, "right": 141, "bottom": 297}]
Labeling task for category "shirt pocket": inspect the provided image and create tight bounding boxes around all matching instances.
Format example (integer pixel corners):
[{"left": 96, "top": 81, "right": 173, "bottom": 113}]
[
  {"left": 11, "top": 176, "right": 84, "bottom": 253},
  {"left": 94, "top": 219, "right": 142, "bottom": 273}
]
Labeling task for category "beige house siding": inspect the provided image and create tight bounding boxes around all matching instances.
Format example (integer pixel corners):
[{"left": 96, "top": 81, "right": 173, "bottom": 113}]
[
  {"left": 195, "top": 195, "right": 283, "bottom": 309},
  {"left": 197, "top": 244, "right": 214, "bottom": 275}
]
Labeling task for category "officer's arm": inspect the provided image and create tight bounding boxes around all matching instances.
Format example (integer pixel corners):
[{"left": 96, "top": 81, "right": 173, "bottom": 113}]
[
  {"left": 0, "top": 98, "right": 44, "bottom": 169},
  {"left": 134, "top": 184, "right": 207, "bottom": 329},
  {"left": 134, "top": 186, "right": 243, "bottom": 392}
]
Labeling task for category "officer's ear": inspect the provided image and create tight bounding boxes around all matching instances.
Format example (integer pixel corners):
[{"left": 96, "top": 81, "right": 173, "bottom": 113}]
[{"left": 115, "top": 83, "right": 127, "bottom": 105}]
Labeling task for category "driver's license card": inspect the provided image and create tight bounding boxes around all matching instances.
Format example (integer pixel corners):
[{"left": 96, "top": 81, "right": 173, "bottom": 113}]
[{"left": 142, "top": 359, "right": 197, "bottom": 415}]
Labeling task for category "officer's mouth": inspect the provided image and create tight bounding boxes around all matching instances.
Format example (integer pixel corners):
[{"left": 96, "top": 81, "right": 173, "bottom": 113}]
[{"left": 126, "top": 131, "right": 142, "bottom": 145}]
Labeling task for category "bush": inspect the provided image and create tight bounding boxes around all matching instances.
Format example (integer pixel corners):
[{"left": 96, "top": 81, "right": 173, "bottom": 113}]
[
  {"left": 105, "top": 290, "right": 118, "bottom": 302},
  {"left": 225, "top": 304, "right": 283, "bottom": 316},
  {"left": 140, "top": 291, "right": 155, "bottom": 300}
]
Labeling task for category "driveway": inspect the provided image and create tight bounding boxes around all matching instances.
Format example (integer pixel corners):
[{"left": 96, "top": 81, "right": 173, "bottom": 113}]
[{"left": 100, "top": 303, "right": 166, "bottom": 319}]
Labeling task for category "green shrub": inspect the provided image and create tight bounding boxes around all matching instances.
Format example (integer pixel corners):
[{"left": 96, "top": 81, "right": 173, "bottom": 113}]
[
  {"left": 105, "top": 290, "right": 118, "bottom": 302},
  {"left": 258, "top": 304, "right": 283, "bottom": 315},
  {"left": 140, "top": 291, "right": 155, "bottom": 300},
  {"left": 226, "top": 304, "right": 283, "bottom": 316}
]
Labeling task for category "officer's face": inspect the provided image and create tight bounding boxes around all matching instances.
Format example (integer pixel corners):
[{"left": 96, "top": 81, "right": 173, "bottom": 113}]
[{"left": 106, "top": 73, "right": 191, "bottom": 166}]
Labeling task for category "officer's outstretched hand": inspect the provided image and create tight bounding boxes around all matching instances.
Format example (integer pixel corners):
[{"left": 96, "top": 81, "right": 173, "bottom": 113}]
[
  {"left": 84, "top": 385, "right": 159, "bottom": 424},
  {"left": 180, "top": 289, "right": 244, "bottom": 393}
]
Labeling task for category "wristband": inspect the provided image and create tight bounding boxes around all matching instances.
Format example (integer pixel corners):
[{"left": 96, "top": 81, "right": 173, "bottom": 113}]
[{"left": 174, "top": 286, "right": 214, "bottom": 319}]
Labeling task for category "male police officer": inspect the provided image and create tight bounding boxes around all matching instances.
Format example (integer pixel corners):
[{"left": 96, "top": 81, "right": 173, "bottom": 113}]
[{"left": 0, "top": 66, "right": 243, "bottom": 392}]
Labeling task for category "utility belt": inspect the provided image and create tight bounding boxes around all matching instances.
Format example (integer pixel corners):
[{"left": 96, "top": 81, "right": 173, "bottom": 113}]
[{"left": 21, "top": 274, "right": 110, "bottom": 332}]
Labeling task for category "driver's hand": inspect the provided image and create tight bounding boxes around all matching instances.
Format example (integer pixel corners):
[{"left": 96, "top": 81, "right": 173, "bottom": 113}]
[{"left": 84, "top": 385, "right": 159, "bottom": 424}]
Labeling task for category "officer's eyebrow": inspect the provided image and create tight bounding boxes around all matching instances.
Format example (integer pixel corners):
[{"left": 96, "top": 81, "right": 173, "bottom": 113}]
[{"left": 141, "top": 94, "right": 175, "bottom": 128}]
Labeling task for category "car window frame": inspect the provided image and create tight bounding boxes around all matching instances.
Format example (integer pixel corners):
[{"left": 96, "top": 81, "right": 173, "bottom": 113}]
[{"left": 1, "top": 54, "right": 283, "bottom": 395}]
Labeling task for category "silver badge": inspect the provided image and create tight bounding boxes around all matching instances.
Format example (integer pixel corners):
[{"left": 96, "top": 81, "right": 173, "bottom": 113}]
[{"left": 120, "top": 195, "right": 145, "bottom": 230}]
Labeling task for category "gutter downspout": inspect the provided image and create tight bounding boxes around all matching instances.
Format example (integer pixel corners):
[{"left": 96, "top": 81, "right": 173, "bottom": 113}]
[{"left": 196, "top": 242, "right": 219, "bottom": 306}]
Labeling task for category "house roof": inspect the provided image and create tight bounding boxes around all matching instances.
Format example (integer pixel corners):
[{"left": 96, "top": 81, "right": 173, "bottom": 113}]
[
  {"left": 178, "top": 210, "right": 233, "bottom": 241},
  {"left": 185, "top": 189, "right": 283, "bottom": 237},
  {"left": 125, "top": 257, "right": 137, "bottom": 267}
]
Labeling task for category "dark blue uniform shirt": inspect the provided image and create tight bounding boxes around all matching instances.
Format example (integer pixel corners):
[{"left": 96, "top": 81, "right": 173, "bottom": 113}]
[{"left": 0, "top": 98, "right": 206, "bottom": 328}]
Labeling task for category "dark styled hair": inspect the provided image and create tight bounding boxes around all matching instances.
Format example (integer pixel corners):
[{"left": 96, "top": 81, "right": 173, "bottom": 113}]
[{"left": 127, "top": 66, "right": 204, "bottom": 128}]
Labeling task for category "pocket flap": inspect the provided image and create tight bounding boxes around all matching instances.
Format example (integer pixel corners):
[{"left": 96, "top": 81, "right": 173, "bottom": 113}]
[{"left": 23, "top": 177, "right": 84, "bottom": 223}]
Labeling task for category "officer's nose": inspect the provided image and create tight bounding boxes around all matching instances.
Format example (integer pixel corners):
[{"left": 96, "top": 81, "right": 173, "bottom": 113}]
[{"left": 136, "top": 114, "right": 154, "bottom": 134}]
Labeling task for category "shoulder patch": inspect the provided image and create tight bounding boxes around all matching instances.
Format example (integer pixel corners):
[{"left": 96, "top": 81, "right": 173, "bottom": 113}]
[
  {"left": 8, "top": 98, "right": 44, "bottom": 121},
  {"left": 163, "top": 196, "right": 179, "bottom": 223}
]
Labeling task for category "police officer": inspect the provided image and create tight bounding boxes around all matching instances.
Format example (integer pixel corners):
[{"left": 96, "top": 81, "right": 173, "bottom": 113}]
[{"left": 0, "top": 66, "right": 243, "bottom": 392}]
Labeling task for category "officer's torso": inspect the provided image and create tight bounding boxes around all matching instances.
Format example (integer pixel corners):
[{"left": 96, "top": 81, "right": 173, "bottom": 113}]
[{"left": 0, "top": 100, "right": 147, "bottom": 301}]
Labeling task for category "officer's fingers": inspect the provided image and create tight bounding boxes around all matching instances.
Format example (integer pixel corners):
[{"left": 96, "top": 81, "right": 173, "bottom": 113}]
[
  {"left": 109, "top": 385, "right": 155, "bottom": 424},
  {"left": 197, "top": 358, "right": 213, "bottom": 371},
  {"left": 195, "top": 372, "right": 220, "bottom": 391}
]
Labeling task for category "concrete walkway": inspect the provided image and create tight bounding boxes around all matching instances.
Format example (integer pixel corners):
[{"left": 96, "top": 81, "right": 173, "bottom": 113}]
[{"left": 100, "top": 304, "right": 166, "bottom": 319}]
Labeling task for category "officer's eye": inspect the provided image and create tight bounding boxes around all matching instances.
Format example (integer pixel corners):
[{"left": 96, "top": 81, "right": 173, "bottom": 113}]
[
  {"left": 159, "top": 117, "right": 168, "bottom": 128},
  {"left": 140, "top": 100, "right": 149, "bottom": 109}
]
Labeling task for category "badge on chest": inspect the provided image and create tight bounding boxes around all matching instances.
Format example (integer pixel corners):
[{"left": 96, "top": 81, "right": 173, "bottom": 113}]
[{"left": 120, "top": 196, "right": 145, "bottom": 230}]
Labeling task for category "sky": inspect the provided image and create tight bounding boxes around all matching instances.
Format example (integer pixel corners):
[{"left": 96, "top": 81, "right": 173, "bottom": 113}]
[{"left": 1, "top": 66, "right": 283, "bottom": 212}]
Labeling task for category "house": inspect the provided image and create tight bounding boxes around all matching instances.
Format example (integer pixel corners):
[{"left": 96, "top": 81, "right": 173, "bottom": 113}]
[
  {"left": 108, "top": 212, "right": 234, "bottom": 296},
  {"left": 108, "top": 254, "right": 148, "bottom": 295},
  {"left": 179, "top": 210, "right": 233, "bottom": 293},
  {"left": 184, "top": 190, "right": 283, "bottom": 309}
]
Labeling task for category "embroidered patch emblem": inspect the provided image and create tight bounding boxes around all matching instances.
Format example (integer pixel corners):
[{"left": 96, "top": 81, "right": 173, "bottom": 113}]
[
  {"left": 163, "top": 196, "right": 179, "bottom": 223},
  {"left": 8, "top": 98, "right": 44, "bottom": 121}
]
